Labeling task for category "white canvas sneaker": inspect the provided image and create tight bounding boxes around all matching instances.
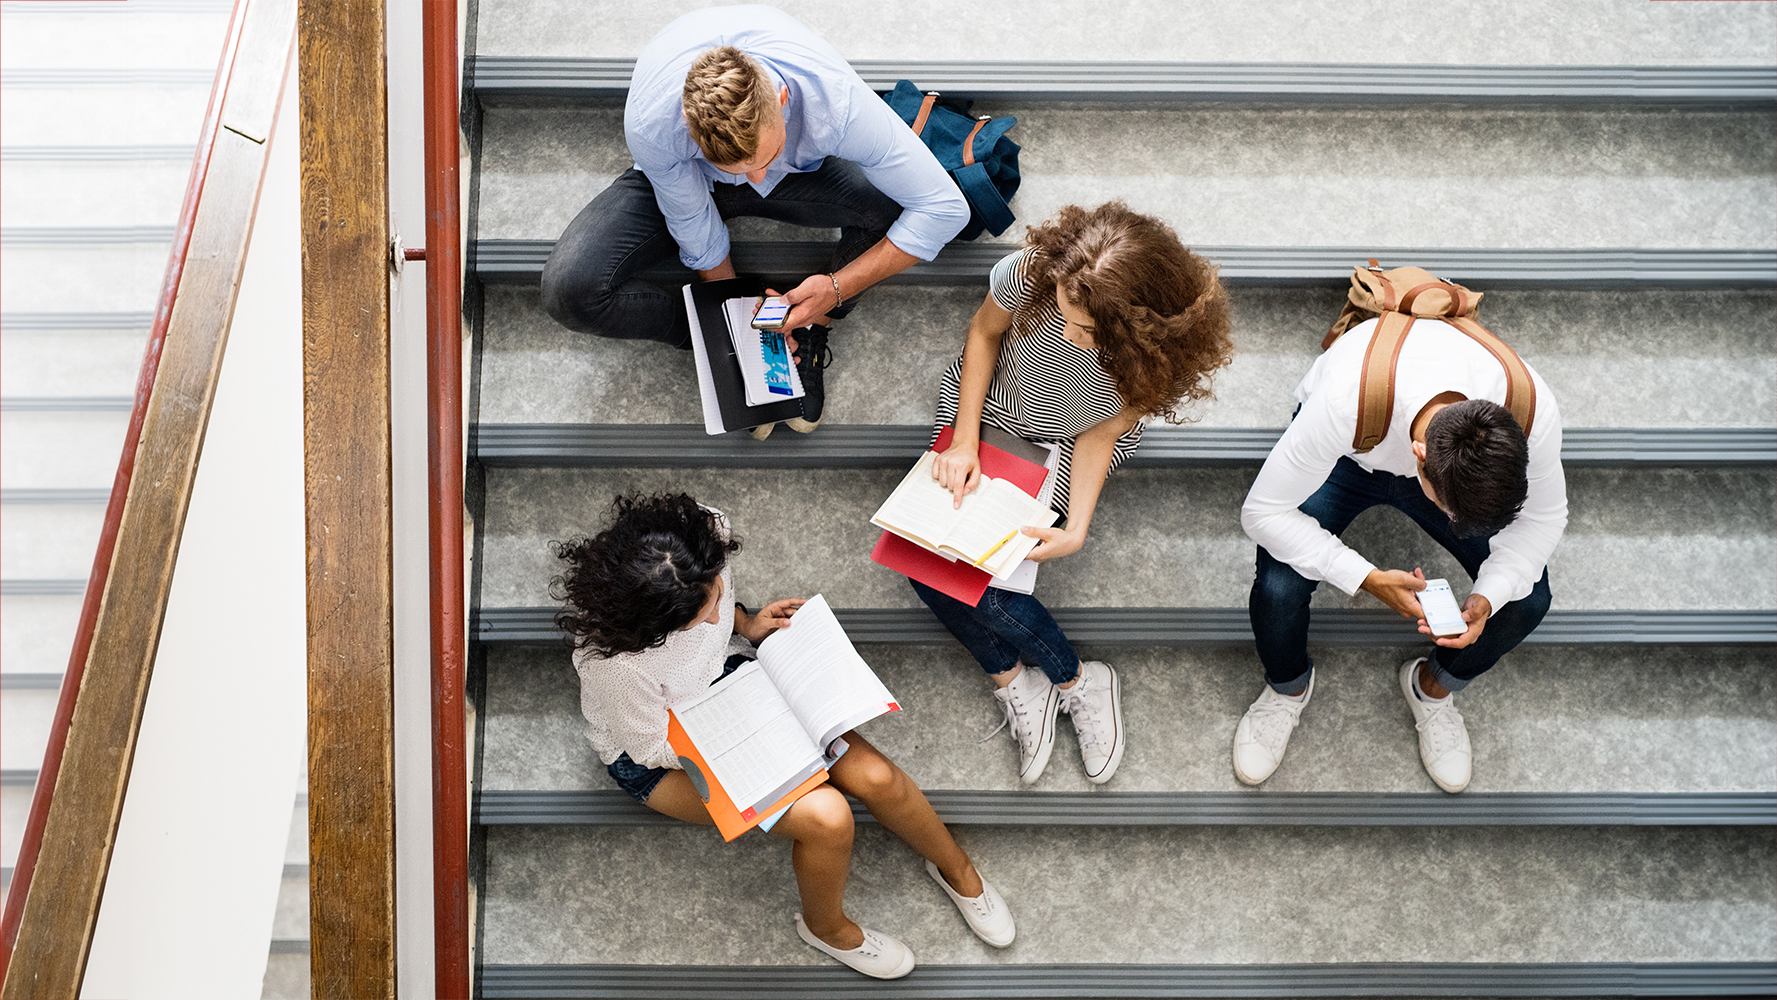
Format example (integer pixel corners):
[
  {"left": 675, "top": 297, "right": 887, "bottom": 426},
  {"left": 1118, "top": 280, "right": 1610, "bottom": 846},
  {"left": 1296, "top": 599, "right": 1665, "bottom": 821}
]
[
  {"left": 1231, "top": 672, "right": 1313, "bottom": 785},
  {"left": 1058, "top": 661, "right": 1125, "bottom": 783},
  {"left": 984, "top": 666, "right": 1060, "bottom": 783},
  {"left": 794, "top": 913, "right": 915, "bottom": 979},
  {"left": 1399, "top": 658, "right": 1472, "bottom": 793},
  {"left": 926, "top": 860, "right": 1016, "bottom": 947}
]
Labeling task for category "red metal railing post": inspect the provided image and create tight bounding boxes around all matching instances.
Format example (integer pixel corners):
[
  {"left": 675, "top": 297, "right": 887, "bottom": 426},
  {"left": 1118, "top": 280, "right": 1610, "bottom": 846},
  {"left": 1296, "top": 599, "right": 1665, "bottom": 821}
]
[{"left": 421, "top": 0, "right": 471, "bottom": 996}]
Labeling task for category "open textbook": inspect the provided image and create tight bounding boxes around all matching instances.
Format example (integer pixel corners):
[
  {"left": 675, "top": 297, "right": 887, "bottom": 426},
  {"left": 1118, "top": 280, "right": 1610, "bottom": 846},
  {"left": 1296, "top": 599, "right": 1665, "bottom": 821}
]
[
  {"left": 871, "top": 450, "right": 1059, "bottom": 580},
  {"left": 666, "top": 595, "right": 900, "bottom": 841}
]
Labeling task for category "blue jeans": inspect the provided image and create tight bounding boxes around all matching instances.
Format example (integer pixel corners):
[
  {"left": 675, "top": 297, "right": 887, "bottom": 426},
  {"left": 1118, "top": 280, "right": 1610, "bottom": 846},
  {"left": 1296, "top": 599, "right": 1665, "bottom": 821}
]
[
  {"left": 1250, "top": 457, "right": 1552, "bottom": 695},
  {"left": 912, "top": 580, "right": 1082, "bottom": 686},
  {"left": 541, "top": 159, "right": 901, "bottom": 347}
]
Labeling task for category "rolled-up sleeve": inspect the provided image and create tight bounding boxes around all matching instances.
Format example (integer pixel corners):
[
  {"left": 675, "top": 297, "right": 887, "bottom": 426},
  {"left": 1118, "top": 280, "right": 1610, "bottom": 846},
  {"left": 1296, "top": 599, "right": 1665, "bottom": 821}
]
[
  {"left": 1240, "top": 393, "right": 1378, "bottom": 595},
  {"left": 1471, "top": 390, "right": 1567, "bottom": 611},
  {"left": 831, "top": 94, "right": 968, "bottom": 261},
  {"left": 631, "top": 138, "right": 732, "bottom": 272}
]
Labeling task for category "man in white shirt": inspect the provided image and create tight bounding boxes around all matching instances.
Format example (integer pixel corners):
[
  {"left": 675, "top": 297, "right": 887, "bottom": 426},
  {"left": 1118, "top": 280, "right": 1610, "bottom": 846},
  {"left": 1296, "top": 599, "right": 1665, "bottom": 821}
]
[{"left": 1234, "top": 316, "right": 1566, "bottom": 793}]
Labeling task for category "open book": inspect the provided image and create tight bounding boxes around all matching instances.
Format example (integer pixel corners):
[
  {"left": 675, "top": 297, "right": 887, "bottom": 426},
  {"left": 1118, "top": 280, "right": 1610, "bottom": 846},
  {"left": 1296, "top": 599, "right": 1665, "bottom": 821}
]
[
  {"left": 871, "top": 450, "right": 1059, "bottom": 580},
  {"left": 721, "top": 297, "right": 804, "bottom": 407},
  {"left": 666, "top": 595, "right": 900, "bottom": 841}
]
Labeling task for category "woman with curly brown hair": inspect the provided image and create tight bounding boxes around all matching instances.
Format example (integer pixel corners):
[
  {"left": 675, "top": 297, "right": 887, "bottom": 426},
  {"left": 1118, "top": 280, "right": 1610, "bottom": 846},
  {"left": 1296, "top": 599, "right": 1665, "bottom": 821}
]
[
  {"left": 918, "top": 201, "right": 1234, "bottom": 787},
  {"left": 555, "top": 493, "right": 1015, "bottom": 978}
]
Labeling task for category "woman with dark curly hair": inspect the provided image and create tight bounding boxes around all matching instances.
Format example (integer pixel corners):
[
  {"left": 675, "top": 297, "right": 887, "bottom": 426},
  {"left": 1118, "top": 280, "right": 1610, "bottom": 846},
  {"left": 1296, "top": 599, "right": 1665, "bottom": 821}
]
[
  {"left": 555, "top": 493, "right": 1014, "bottom": 979},
  {"left": 920, "top": 201, "right": 1234, "bottom": 787}
]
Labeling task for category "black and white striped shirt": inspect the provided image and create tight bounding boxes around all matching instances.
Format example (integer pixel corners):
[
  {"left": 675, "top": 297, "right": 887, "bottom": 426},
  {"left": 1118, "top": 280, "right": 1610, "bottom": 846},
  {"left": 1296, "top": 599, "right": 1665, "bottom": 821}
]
[{"left": 932, "top": 248, "right": 1145, "bottom": 520}]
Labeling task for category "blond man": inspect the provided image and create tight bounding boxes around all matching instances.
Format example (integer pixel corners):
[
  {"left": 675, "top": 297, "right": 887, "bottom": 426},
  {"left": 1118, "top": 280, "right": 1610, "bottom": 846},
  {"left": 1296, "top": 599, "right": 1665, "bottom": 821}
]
[{"left": 542, "top": 5, "right": 968, "bottom": 429}]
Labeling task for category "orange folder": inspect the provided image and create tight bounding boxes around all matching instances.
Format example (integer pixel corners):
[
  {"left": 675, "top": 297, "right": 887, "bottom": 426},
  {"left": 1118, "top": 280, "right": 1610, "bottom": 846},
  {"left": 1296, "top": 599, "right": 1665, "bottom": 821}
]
[{"left": 666, "top": 710, "right": 831, "bottom": 842}]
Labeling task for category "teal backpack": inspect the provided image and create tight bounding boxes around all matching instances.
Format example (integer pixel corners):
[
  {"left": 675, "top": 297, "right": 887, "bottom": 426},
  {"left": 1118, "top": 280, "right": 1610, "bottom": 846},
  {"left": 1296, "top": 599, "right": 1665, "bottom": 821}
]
[{"left": 882, "top": 80, "right": 1021, "bottom": 240}]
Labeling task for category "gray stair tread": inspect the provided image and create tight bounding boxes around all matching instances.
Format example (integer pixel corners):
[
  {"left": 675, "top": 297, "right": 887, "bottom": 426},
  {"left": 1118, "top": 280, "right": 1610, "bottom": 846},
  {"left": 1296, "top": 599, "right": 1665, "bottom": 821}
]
[
  {"left": 0, "top": 83, "right": 213, "bottom": 149},
  {"left": 478, "top": 466, "right": 1777, "bottom": 611},
  {"left": 476, "top": 285, "right": 1777, "bottom": 431},
  {"left": 1, "top": 502, "right": 105, "bottom": 580},
  {"left": 1, "top": 329, "right": 152, "bottom": 399},
  {"left": 0, "top": 162, "right": 189, "bottom": 228},
  {"left": 474, "top": 105, "right": 1777, "bottom": 250},
  {"left": 471, "top": 0, "right": 1777, "bottom": 67},
  {"left": 0, "top": 686, "right": 57, "bottom": 772},
  {"left": 0, "top": 243, "right": 169, "bottom": 313},
  {"left": 0, "top": 410, "right": 131, "bottom": 488},
  {"left": 479, "top": 961, "right": 1777, "bottom": 998},
  {"left": 478, "top": 823, "right": 1776, "bottom": 966},
  {"left": 479, "top": 644, "right": 1776, "bottom": 796},
  {"left": 1, "top": 593, "right": 81, "bottom": 675}
]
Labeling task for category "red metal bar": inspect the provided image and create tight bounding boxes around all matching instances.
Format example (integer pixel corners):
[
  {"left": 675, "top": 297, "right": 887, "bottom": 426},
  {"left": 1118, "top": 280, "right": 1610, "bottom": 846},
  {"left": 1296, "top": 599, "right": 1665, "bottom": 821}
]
[
  {"left": 0, "top": 0, "right": 250, "bottom": 981},
  {"left": 421, "top": 0, "right": 471, "bottom": 995}
]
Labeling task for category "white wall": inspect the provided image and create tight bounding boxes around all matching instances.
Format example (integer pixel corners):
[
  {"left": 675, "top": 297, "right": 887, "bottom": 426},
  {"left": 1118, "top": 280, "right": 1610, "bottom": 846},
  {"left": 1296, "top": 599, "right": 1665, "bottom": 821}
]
[{"left": 81, "top": 55, "right": 307, "bottom": 1000}]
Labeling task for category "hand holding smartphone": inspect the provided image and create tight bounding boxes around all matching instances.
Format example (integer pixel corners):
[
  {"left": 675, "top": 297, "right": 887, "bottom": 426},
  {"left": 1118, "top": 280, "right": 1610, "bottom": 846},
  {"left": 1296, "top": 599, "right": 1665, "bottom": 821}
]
[
  {"left": 751, "top": 296, "right": 790, "bottom": 331},
  {"left": 1415, "top": 578, "right": 1467, "bottom": 637}
]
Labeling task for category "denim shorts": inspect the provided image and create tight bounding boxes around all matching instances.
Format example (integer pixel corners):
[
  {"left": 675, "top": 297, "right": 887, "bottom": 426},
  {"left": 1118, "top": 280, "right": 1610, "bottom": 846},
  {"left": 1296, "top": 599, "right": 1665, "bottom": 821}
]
[{"left": 606, "top": 652, "right": 751, "bottom": 803}]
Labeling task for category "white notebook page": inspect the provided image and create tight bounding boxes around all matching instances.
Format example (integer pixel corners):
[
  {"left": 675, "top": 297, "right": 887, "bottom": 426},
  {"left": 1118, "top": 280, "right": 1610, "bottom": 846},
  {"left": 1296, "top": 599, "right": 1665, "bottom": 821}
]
[
  {"left": 673, "top": 661, "right": 823, "bottom": 810},
  {"left": 756, "top": 595, "right": 899, "bottom": 750}
]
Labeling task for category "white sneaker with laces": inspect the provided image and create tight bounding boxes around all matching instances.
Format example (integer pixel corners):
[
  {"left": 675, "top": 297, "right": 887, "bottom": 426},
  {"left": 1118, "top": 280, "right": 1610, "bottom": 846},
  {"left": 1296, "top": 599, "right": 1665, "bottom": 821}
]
[
  {"left": 925, "top": 860, "right": 1015, "bottom": 947},
  {"left": 1231, "top": 672, "right": 1313, "bottom": 785},
  {"left": 1400, "top": 657, "right": 1472, "bottom": 793},
  {"left": 983, "top": 666, "right": 1060, "bottom": 784},
  {"left": 794, "top": 913, "right": 915, "bottom": 979},
  {"left": 1058, "top": 661, "right": 1124, "bottom": 783}
]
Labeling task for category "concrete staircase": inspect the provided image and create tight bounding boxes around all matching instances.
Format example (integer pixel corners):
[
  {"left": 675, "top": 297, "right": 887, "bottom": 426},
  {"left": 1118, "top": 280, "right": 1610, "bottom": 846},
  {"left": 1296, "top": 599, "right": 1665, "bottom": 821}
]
[{"left": 462, "top": 1, "right": 1776, "bottom": 996}]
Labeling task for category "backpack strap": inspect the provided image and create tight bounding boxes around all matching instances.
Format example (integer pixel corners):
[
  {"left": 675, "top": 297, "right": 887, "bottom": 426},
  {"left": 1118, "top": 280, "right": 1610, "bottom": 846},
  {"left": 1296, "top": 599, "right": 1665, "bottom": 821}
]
[
  {"left": 1445, "top": 315, "right": 1537, "bottom": 438},
  {"left": 1354, "top": 311, "right": 1415, "bottom": 452},
  {"left": 910, "top": 92, "right": 938, "bottom": 137},
  {"left": 961, "top": 116, "right": 989, "bottom": 166}
]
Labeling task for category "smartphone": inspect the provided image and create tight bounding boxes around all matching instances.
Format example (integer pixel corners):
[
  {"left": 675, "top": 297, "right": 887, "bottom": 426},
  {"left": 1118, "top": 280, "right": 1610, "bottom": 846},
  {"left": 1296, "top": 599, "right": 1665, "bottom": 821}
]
[
  {"left": 1416, "top": 578, "right": 1467, "bottom": 637},
  {"left": 751, "top": 296, "right": 790, "bottom": 330}
]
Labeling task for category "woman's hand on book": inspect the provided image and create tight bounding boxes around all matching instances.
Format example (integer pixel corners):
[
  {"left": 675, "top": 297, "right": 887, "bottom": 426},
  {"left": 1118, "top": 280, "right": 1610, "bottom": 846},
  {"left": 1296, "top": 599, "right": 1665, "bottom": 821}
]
[
  {"left": 932, "top": 443, "right": 982, "bottom": 509},
  {"left": 736, "top": 598, "right": 806, "bottom": 643},
  {"left": 1022, "top": 524, "right": 1084, "bottom": 562}
]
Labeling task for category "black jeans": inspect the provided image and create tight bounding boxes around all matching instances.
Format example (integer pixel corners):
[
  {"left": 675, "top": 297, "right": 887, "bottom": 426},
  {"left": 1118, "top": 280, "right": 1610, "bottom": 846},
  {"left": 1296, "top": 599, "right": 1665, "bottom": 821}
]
[
  {"left": 1249, "top": 457, "right": 1553, "bottom": 695},
  {"left": 541, "top": 159, "right": 901, "bottom": 348}
]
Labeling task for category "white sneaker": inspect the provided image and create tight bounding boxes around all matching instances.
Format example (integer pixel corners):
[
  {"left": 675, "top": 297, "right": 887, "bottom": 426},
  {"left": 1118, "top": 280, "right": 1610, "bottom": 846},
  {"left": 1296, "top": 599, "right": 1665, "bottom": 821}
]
[
  {"left": 984, "top": 666, "right": 1060, "bottom": 784},
  {"left": 1400, "top": 658, "right": 1472, "bottom": 793},
  {"left": 794, "top": 913, "right": 915, "bottom": 979},
  {"left": 1058, "top": 661, "right": 1125, "bottom": 783},
  {"left": 925, "top": 860, "right": 1015, "bottom": 947},
  {"left": 1231, "top": 672, "right": 1313, "bottom": 785}
]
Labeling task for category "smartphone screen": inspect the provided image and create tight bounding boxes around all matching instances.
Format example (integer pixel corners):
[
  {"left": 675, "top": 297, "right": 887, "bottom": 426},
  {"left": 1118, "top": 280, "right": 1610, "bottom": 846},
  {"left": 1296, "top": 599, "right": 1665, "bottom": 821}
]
[
  {"left": 1416, "top": 578, "right": 1467, "bottom": 637},
  {"left": 752, "top": 296, "right": 790, "bottom": 330}
]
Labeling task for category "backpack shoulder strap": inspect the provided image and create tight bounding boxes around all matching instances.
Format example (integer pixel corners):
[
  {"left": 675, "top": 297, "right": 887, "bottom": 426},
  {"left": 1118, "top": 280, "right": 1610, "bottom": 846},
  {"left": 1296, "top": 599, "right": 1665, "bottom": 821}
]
[
  {"left": 1354, "top": 311, "right": 1414, "bottom": 452},
  {"left": 1445, "top": 315, "right": 1537, "bottom": 437}
]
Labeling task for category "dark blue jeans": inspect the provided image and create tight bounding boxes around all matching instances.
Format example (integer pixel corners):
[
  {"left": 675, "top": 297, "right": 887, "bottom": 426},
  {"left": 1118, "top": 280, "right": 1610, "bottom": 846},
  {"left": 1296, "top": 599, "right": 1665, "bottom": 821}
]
[
  {"left": 541, "top": 159, "right": 901, "bottom": 348},
  {"left": 1250, "top": 457, "right": 1552, "bottom": 695},
  {"left": 912, "top": 580, "right": 1082, "bottom": 686}
]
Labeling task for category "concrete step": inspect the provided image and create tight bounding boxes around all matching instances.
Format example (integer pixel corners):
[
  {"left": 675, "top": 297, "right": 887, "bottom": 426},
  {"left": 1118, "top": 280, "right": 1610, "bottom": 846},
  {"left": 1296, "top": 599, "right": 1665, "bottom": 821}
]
[
  {"left": 475, "top": 104, "right": 1777, "bottom": 249},
  {"left": 474, "top": 285, "right": 1777, "bottom": 431},
  {"left": 470, "top": 0, "right": 1777, "bottom": 66},
  {"left": 475, "top": 465, "right": 1776, "bottom": 612},
  {"left": 0, "top": 3, "right": 232, "bottom": 70},
  {"left": 0, "top": 80, "right": 214, "bottom": 148},
  {"left": 2, "top": 329, "right": 151, "bottom": 399},
  {"left": 1, "top": 501, "right": 105, "bottom": 581},
  {"left": 0, "top": 160, "right": 190, "bottom": 228},
  {"left": 1, "top": 409, "right": 130, "bottom": 487},
  {"left": 0, "top": 243, "right": 171, "bottom": 313},
  {"left": 1, "top": 594, "right": 81, "bottom": 676},
  {"left": 479, "top": 643, "right": 1774, "bottom": 798}
]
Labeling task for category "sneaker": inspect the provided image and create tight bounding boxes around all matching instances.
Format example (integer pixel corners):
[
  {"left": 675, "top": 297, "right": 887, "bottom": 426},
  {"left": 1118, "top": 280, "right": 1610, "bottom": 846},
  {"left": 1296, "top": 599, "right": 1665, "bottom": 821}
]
[
  {"left": 784, "top": 324, "right": 831, "bottom": 433},
  {"left": 749, "top": 421, "right": 775, "bottom": 440},
  {"left": 982, "top": 666, "right": 1060, "bottom": 784},
  {"left": 794, "top": 913, "right": 915, "bottom": 979},
  {"left": 925, "top": 860, "right": 1015, "bottom": 947},
  {"left": 1399, "top": 657, "right": 1471, "bottom": 793},
  {"left": 1058, "top": 661, "right": 1125, "bottom": 783},
  {"left": 1231, "top": 672, "right": 1313, "bottom": 785}
]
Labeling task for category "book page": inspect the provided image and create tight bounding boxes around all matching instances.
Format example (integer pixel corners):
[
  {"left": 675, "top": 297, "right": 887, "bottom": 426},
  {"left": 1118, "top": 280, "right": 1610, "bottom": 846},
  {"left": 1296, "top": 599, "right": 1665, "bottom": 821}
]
[
  {"left": 869, "top": 451, "right": 963, "bottom": 550},
  {"left": 672, "top": 660, "right": 825, "bottom": 814},
  {"left": 755, "top": 595, "right": 900, "bottom": 750},
  {"left": 942, "top": 477, "right": 1054, "bottom": 563}
]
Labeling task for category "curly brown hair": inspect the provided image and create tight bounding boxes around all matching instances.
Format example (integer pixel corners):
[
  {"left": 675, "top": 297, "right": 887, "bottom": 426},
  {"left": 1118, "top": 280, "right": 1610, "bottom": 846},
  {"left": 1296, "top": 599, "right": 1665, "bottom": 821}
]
[{"left": 1012, "top": 203, "right": 1234, "bottom": 422}]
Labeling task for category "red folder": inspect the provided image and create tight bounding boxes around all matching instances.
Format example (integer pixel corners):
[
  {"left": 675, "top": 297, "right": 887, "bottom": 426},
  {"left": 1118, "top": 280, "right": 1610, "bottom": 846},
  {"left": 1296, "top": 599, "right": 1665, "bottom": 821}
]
[{"left": 870, "top": 426, "right": 1050, "bottom": 607}]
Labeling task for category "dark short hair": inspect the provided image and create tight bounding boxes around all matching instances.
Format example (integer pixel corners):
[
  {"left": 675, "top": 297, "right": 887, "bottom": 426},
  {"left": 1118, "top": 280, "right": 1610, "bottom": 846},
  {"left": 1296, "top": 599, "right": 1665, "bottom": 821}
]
[
  {"left": 551, "top": 493, "right": 741, "bottom": 657},
  {"left": 1421, "top": 399, "right": 1529, "bottom": 537}
]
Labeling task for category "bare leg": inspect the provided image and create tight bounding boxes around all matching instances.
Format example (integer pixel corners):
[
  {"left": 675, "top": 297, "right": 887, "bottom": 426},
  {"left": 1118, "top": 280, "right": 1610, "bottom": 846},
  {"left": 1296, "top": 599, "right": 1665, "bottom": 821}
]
[
  {"left": 645, "top": 771, "right": 864, "bottom": 950},
  {"left": 826, "top": 731, "right": 985, "bottom": 898}
]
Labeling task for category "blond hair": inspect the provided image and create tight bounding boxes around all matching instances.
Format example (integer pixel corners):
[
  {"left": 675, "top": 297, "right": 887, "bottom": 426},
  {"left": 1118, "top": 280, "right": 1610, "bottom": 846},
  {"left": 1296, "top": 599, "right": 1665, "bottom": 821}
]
[{"left": 682, "top": 46, "right": 778, "bottom": 166}]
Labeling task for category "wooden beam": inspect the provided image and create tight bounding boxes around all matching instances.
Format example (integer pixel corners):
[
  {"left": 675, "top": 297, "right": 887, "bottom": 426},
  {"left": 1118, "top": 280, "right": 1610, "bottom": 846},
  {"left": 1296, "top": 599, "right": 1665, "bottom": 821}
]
[
  {"left": 298, "top": 0, "right": 396, "bottom": 996},
  {"left": 0, "top": 0, "right": 296, "bottom": 995}
]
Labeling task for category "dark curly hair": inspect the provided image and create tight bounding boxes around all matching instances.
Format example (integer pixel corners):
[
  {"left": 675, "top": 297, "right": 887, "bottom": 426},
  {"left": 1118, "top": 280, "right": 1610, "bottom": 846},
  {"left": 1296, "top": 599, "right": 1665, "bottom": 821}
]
[
  {"left": 1013, "top": 202, "right": 1234, "bottom": 423},
  {"left": 1421, "top": 400, "right": 1529, "bottom": 537},
  {"left": 551, "top": 493, "right": 741, "bottom": 657}
]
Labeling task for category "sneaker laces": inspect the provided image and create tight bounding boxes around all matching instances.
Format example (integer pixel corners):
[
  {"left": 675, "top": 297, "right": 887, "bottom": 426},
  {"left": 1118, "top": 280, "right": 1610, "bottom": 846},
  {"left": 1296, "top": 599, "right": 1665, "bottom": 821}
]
[
  {"left": 1415, "top": 698, "right": 1467, "bottom": 755},
  {"left": 1058, "top": 678, "right": 1111, "bottom": 752},
  {"left": 794, "top": 325, "right": 833, "bottom": 371},
  {"left": 1243, "top": 694, "right": 1304, "bottom": 755},
  {"left": 980, "top": 686, "right": 1037, "bottom": 751}
]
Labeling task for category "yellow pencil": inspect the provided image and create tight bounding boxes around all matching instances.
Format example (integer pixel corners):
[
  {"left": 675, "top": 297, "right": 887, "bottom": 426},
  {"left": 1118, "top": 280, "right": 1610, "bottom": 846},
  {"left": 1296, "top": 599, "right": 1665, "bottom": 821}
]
[{"left": 970, "top": 529, "right": 1021, "bottom": 569}]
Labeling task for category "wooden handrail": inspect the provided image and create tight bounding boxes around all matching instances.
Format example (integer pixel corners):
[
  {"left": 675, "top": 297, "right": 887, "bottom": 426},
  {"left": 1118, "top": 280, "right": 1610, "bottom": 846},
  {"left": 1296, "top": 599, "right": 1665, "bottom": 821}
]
[
  {"left": 0, "top": 0, "right": 297, "bottom": 994},
  {"left": 421, "top": 0, "right": 471, "bottom": 994}
]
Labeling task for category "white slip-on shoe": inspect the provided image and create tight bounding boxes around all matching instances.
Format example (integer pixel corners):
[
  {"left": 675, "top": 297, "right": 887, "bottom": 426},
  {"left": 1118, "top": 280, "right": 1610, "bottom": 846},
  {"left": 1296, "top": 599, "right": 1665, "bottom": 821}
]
[
  {"left": 983, "top": 666, "right": 1060, "bottom": 784},
  {"left": 1399, "top": 657, "right": 1472, "bottom": 793},
  {"left": 925, "top": 860, "right": 1016, "bottom": 947},
  {"left": 794, "top": 913, "right": 915, "bottom": 979},
  {"left": 1231, "top": 671, "right": 1313, "bottom": 785},
  {"left": 1058, "top": 661, "right": 1125, "bottom": 783}
]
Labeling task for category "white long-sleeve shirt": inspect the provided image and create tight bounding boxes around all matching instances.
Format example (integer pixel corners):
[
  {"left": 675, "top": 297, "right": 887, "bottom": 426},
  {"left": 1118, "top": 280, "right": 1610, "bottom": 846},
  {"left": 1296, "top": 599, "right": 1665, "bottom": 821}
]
[{"left": 1240, "top": 318, "right": 1567, "bottom": 612}]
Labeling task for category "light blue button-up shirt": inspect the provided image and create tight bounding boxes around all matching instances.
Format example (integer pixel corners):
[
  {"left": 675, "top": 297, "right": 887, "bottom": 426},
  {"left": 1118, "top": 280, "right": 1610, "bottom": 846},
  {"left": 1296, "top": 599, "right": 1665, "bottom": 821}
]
[{"left": 625, "top": 5, "right": 969, "bottom": 272}]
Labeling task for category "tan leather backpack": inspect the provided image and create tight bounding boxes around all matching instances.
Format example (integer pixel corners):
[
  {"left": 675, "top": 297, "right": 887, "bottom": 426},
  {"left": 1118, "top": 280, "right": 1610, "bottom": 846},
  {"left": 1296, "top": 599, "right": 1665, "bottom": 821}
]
[{"left": 1324, "top": 259, "right": 1536, "bottom": 452}]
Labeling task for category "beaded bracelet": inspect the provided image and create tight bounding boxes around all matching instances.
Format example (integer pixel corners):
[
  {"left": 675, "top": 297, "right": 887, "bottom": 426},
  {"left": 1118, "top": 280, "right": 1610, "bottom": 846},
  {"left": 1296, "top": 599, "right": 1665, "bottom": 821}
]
[{"left": 827, "top": 272, "right": 844, "bottom": 310}]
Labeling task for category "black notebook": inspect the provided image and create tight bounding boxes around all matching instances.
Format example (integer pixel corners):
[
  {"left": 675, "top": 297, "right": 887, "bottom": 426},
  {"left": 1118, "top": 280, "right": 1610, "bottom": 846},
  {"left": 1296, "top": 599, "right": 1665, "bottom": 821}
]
[{"left": 685, "top": 277, "right": 807, "bottom": 434}]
